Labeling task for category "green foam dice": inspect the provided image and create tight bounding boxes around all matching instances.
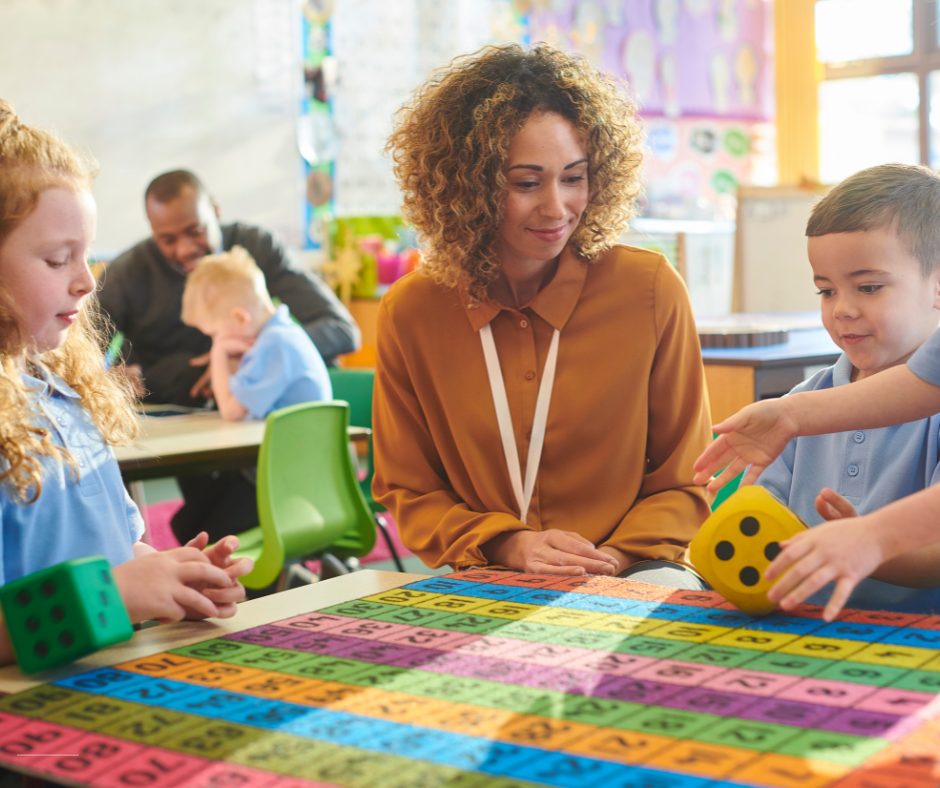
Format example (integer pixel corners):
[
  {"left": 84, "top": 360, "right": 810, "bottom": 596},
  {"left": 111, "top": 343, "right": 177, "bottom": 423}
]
[{"left": 0, "top": 556, "right": 133, "bottom": 674}]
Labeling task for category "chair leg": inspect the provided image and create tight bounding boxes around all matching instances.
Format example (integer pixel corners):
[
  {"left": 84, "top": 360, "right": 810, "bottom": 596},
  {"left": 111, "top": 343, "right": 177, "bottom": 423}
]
[
  {"left": 375, "top": 513, "right": 406, "bottom": 572},
  {"left": 320, "top": 553, "right": 351, "bottom": 580}
]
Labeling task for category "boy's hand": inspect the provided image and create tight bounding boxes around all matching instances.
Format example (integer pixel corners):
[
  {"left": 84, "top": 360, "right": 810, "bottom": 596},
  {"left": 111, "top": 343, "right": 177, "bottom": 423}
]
[
  {"left": 764, "top": 519, "right": 883, "bottom": 622},
  {"left": 114, "top": 548, "right": 243, "bottom": 624},
  {"left": 213, "top": 333, "right": 254, "bottom": 358},
  {"left": 815, "top": 488, "right": 858, "bottom": 521},
  {"left": 693, "top": 399, "right": 800, "bottom": 492}
]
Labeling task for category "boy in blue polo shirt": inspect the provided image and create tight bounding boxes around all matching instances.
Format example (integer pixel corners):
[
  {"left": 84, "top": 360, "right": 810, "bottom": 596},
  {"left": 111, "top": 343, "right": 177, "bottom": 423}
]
[
  {"left": 753, "top": 164, "right": 940, "bottom": 613},
  {"left": 182, "top": 245, "right": 332, "bottom": 422}
]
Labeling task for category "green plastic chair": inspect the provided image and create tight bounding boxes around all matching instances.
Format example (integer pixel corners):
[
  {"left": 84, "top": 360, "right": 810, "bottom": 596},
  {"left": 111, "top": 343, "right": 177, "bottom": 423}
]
[
  {"left": 231, "top": 401, "right": 377, "bottom": 590},
  {"left": 328, "top": 368, "right": 405, "bottom": 571}
]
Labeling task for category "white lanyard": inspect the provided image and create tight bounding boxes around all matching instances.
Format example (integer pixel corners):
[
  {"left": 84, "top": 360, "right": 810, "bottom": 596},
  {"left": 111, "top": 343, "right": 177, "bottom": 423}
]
[{"left": 479, "top": 322, "right": 560, "bottom": 524}]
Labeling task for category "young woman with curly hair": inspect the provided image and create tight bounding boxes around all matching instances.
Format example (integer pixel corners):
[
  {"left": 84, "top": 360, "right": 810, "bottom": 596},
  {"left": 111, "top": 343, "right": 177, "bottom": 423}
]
[{"left": 374, "top": 45, "right": 712, "bottom": 587}]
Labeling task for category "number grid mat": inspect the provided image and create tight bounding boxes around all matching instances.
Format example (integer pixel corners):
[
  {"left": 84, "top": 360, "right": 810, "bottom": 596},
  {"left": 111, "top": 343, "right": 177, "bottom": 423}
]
[{"left": 2, "top": 569, "right": 940, "bottom": 788}]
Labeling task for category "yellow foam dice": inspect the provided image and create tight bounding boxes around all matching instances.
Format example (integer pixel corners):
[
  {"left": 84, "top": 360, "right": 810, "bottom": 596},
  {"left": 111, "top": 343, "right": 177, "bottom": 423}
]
[{"left": 690, "top": 486, "right": 809, "bottom": 616}]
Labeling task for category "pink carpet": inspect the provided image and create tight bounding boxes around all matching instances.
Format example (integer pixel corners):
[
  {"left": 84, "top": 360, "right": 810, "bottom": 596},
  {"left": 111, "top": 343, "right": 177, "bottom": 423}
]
[{"left": 144, "top": 499, "right": 412, "bottom": 565}]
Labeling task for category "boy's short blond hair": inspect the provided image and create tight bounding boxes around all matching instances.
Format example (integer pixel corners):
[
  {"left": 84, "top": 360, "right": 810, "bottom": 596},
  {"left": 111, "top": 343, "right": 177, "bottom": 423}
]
[
  {"left": 182, "top": 246, "right": 274, "bottom": 324},
  {"left": 808, "top": 163, "right": 940, "bottom": 276}
]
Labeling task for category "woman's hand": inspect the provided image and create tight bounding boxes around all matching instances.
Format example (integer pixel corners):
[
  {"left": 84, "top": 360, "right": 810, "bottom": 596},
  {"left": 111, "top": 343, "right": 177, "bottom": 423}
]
[
  {"left": 114, "top": 548, "right": 244, "bottom": 624},
  {"left": 764, "top": 518, "right": 883, "bottom": 622},
  {"left": 814, "top": 488, "right": 858, "bottom": 522},
  {"left": 693, "top": 399, "right": 800, "bottom": 492},
  {"left": 483, "top": 530, "right": 618, "bottom": 576}
]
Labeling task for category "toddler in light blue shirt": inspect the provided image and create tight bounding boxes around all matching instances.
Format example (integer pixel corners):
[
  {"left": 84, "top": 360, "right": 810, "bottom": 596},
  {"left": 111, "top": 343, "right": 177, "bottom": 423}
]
[{"left": 181, "top": 246, "right": 332, "bottom": 421}]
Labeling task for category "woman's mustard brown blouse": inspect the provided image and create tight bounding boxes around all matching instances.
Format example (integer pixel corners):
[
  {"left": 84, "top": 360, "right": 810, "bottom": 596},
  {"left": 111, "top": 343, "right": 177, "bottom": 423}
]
[{"left": 372, "top": 245, "right": 713, "bottom": 570}]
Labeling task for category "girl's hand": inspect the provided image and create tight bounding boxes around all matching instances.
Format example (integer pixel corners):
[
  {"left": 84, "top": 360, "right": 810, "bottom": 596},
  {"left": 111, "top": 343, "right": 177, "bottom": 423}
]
[
  {"left": 693, "top": 399, "right": 800, "bottom": 492},
  {"left": 184, "top": 532, "right": 254, "bottom": 616},
  {"left": 764, "top": 519, "right": 883, "bottom": 622},
  {"left": 483, "top": 530, "right": 619, "bottom": 576},
  {"left": 815, "top": 488, "right": 858, "bottom": 521},
  {"left": 114, "top": 548, "right": 242, "bottom": 624}
]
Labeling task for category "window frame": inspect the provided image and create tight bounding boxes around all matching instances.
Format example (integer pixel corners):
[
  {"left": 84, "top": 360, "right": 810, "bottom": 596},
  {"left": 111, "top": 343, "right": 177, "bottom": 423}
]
[{"left": 819, "top": 0, "right": 940, "bottom": 167}]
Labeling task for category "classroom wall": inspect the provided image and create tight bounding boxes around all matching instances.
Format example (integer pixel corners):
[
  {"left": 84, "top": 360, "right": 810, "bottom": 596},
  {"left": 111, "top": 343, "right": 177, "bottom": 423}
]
[{"left": 0, "top": 0, "right": 303, "bottom": 258}]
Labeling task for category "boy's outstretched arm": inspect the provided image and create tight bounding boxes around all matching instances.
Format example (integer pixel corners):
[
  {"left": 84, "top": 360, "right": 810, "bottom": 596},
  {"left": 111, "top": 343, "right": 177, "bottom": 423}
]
[
  {"left": 694, "top": 365, "right": 940, "bottom": 492},
  {"left": 764, "top": 483, "right": 940, "bottom": 621}
]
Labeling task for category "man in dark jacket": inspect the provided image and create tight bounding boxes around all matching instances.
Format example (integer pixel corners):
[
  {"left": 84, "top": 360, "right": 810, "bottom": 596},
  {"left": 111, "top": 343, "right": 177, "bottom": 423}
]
[{"left": 99, "top": 170, "right": 360, "bottom": 544}]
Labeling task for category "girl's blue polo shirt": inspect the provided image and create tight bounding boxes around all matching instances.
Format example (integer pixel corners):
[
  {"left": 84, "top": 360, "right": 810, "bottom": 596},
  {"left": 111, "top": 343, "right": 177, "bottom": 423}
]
[
  {"left": 0, "top": 366, "right": 142, "bottom": 585},
  {"left": 757, "top": 353, "right": 940, "bottom": 613}
]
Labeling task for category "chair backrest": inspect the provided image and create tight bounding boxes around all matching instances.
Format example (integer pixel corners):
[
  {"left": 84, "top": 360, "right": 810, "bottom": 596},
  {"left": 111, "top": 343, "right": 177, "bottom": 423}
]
[
  {"left": 250, "top": 401, "right": 377, "bottom": 587},
  {"left": 328, "top": 368, "right": 374, "bottom": 429},
  {"left": 328, "top": 368, "right": 383, "bottom": 512}
]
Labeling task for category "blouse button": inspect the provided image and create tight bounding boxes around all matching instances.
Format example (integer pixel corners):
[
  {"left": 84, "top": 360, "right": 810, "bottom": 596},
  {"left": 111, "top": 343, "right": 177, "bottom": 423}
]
[
  {"left": 524, "top": 371, "right": 535, "bottom": 381},
  {"left": 854, "top": 431, "right": 865, "bottom": 443},
  {"left": 847, "top": 463, "right": 859, "bottom": 477},
  {"left": 520, "top": 319, "right": 529, "bottom": 329}
]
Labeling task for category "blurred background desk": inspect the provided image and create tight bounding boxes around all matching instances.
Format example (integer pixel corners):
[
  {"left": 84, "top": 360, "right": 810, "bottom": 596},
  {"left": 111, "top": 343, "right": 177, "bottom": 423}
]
[
  {"left": 116, "top": 411, "right": 370, "bottom": 541},
  {"left": 699, "top": 313, "right": 840, "bottom": 423}
]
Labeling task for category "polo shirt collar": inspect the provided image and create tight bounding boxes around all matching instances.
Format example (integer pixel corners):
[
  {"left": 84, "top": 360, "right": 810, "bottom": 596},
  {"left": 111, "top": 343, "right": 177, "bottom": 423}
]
[
  {"left": 462, "top": 245, "right": 588, "bottom": 332},
  {"left": 22, "top": 362, "right": 81, "bottom": 399},
  {"left": 831, "top": 353, "right": 854, "bottom": 387}
]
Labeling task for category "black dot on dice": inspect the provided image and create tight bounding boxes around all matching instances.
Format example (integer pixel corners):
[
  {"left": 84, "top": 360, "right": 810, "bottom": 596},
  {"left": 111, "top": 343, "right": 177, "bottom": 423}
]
[
  {"left": 51, "top": 605, "right": 64, "bottom": 622},
  {"left": 26, "top": 616, "right": 39, "bottom": 633},
  {"left": 98, "top": 613, "right": 107, "bottom": 627},
  {"left": 59, "top": 631, "right": 74, "bottom": 648},
  {"left": 34, "top": 641, "right": 49, "bottom": 658},
  {"left": 100, "top": 591, "right": 109, "bottom": 606},
  {"left": 16, "top": 590, "right": 31, "bottom": 607},
  {"left": 101, "top": 571, "right": 112, "bottom": 585},
  {"left": 739, "top": 566, "right": 760, "bottom": 587},
  {"left": 41, "top": 580, "right": 56, "bottom": 597},
  {"left": 715, "top": 541, "right": 735, "bottom": 561},
  {"left": 740, "top": 517, "right": 760, "bottom": 536},
  {"left": 765, "top": 542, "right": 781, "bottom": 561}
]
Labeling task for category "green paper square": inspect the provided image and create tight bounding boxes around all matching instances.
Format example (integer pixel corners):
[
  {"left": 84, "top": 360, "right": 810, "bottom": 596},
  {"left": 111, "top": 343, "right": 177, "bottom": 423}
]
[
  {"left": 777, "top": 729, "right": 890, "bottom": 767},
  {"left": 814, "top": 660, "right": 909, "bottom": 687},
  {"left": 425, "top": 614, "right": 505, "bottom": 634},
  {"left": 678, "top": 644, "right": 758, "bottom": 667},
  {"left": 161, "top": 721, "right": 266, "bottom": 758},
  {"left": 695, "top": 717, "right": 802, "bottom": 752},
  {"left": 890, "top": 669, "right": 940, "bottom": 693},
  {"left": 46, "top": 696, "right": 141, "bottom": 731},
  {"left": 170, "top": 639, "right": 262, "bottom": 662},
  {"left": 0, "top": 685, "right": 87, "bottom": 718},
  {"left": 371, "top": 607, "right": 452, "bottom": 627},
  {"left": 279, "top": 655, "right": 371, "bottom": 681},
  {"left": 610, "top": 636, "right": 693, "bottom": 659},
  {"left": 613, "top": 706, "right": 720, "bottom": 738},
  {"left": 742, "top": 652, "right": 833, "bottom": 678},
  {"left": 318, "top": 600, "right": 398, "bottom": 619}
]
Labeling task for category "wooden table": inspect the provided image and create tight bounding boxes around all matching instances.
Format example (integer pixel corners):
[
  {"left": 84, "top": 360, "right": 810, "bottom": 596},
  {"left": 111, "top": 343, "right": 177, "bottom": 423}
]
[
  {"left": 116, "top": 412, "right": 370, "bottom": 482},
  {"left": 0, "top": 570, "right": 417, "bottom": 696},
  {"left": 699, "top": 315, "right": 840, "bottom": 424},
  {"left": 115, "top": 412, "right": 370, "bottom": 541}
]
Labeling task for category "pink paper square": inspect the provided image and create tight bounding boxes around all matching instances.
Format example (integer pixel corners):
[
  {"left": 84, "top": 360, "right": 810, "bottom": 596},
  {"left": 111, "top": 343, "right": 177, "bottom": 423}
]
[
  {"left": 631, "top": 659, "right": 729, "bottom": 687},
  {"left": 175, "top": 760, "right": 281, "bottom": 788},
  {"left": 450, "top": 635, "right": 527, "bottom": 659},
  {"left": 326, "top": 619, "right": 414, "bottom": 641},
  {"left": 91, "top": 747, "right": 209, "bottom": 788},
  {"left": 0, "top": 719, "right": 87, "bottom": 763},
  {"left": 22, "top": 732, "right": 143, "bottom": 783},
  {"left": 508, "top": 642, "right": 591, "bottom": 668},
  {"left": 855, "top": 688, "right": 936, "bottom": 716},
  {"left": 273, "top": 613, "right": 356, "bottom": 633},
  {"left": 775, "top": 678, "right": 877, "bottom": 709},
  {"left": 562, "top": 650, "right": 657, "bottom": 676},
  {"left": 702, "top": 668, "right": 802, "bottom": 697}
]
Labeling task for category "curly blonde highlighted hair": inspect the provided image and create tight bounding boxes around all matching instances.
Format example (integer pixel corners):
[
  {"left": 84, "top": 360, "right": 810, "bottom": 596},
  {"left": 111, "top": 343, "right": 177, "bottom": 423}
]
[
  {"left": 0, "top": 99, "right": 137, "bottom": 503},
  {"left": 386, "top": 43, "right": 644, "bottom": 301}
]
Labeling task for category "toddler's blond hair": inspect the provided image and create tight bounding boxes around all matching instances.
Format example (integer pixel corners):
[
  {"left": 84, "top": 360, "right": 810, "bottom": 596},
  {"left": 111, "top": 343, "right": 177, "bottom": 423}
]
[{"left": 182, "top": 246, "right": 274, "bottom": 325}]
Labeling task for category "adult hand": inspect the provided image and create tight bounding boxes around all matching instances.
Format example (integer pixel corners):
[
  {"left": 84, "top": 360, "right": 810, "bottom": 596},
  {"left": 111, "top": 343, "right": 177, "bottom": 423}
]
[
  {"left": 814, "top": 488, "right": 858, "bottom": 522},
  {"left": 114, "top": 547, "right": 241, "bottom": 624},
  {"left": 113, "top": 363, "right": 145, "bottom": 398},
  {"left": 188, "top": 352, "right": 212, "bottom": 399},
  {"left": 483, "top": 530, "right": 618, "bottom": 576},
  {"left": 764, "top": 518, "right": 882, "bottom": 622},
  {"left": 692, "top": 398, "right": 799, "bottom": 493}
]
